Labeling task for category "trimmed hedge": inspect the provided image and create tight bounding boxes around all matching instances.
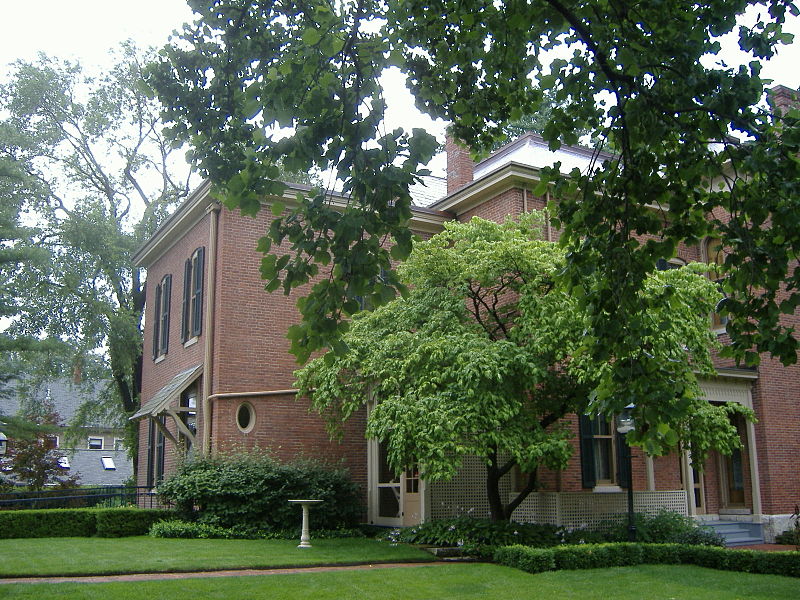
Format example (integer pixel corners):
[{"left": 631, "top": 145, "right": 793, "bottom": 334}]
[
  {"left": 494, "top": 542, "right": 800, "bottom": 578},
  {"left": 0, "top": 508, "right": 174, "bottom": 539},
  {"left": 95, "top": 508, "right": 174, "bottom": 537},
  {"left": 149, "top": 519, "right": 366, "bottom": 540}
]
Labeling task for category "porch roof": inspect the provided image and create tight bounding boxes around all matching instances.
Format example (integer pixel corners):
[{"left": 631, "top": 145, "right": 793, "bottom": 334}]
[{"left": 130, "top": 364, "right": 202, "bottom": 420}]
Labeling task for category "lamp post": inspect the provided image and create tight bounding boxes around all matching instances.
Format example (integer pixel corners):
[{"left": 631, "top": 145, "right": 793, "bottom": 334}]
[{"left": 615, "top": 404, "right": 636, "bottom": 542}]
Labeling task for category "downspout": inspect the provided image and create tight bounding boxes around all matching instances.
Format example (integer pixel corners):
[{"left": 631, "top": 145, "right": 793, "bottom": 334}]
[
  {"left": 202, "top": 203, "right": 221, "bottom": 456},
  {"left": 523, "top": 187, "right": 529, "bottom": 214}
]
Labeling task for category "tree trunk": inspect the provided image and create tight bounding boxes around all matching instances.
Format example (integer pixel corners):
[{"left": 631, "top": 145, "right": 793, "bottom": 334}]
[{"left": 486, "top": 449, "right": 508, "bottom": 521}]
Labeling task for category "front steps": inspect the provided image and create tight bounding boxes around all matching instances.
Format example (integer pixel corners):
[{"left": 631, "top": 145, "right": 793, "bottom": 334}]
[{"left": 705, "top": 520, "right": 764, "bottom": 546}]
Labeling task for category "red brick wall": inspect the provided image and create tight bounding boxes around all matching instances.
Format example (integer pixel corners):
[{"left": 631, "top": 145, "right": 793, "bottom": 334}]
[{"left": 136, "top": 212, "right": 211, "bottom": 485}]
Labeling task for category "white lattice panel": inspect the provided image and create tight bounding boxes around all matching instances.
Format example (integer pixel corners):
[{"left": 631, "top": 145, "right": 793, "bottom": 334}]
[
  {"left": 510, "top": 491, "right": 688, "bottom": 528},
  {"left": 428, "top": 455, "right": 512, "bottom": 520}
]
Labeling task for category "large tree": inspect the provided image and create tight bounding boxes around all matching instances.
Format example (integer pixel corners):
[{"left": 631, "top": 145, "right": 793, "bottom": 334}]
[
  {"left": 296, "top": 216, "right": 747, "bottom": 521},
  {"left": 153, "top": 1, "right": 800, "bottom": 380},
  {"left": 0, "top": 44, "right": 194, "bottom": 457}
]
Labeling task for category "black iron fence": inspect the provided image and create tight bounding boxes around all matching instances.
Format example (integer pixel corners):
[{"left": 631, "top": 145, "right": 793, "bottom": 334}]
[{"left": 0, "top": 486, "right": 170, "bottom": 510}]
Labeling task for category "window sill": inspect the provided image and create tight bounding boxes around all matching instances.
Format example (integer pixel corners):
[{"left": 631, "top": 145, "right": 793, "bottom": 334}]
[
  {"left": 593, "top": 485, "right": 623, "bottom": 493},
  {"left": 154, "top": 354, "right": 166, "bottom": 364},
  {"left": 183, "top": 336, "right": 199, "bottom": 348}
]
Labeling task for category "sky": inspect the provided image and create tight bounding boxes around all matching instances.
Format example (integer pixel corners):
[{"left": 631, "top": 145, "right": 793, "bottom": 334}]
[{"left": 1, "top": 0, "right": 799, "bottom": 175}]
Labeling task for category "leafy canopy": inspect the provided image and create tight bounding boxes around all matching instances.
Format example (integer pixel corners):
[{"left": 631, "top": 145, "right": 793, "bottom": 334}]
[
  {"left": 296, "top": 216, "right": 747, "bottom": 520},
  {"left": 0, "top": 44, "right": 194, "bottom": 459},
  {"left": 154, "top": 0, "right": 800, "bottom": 368}
]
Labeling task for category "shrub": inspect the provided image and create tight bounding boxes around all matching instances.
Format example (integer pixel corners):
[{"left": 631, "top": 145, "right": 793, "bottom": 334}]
[
  {"left": 0, "top": 508, "right": 97, "bottom": 538},
  {"left": 95, "top": 508, "right": 173, "bottom": 537},
  {"left": 606, "top": 510, "right": 724, "bottom": 546},
  {"left": 640, "top": 543, "right": 684, "bottom": 564},
  {"left": 493, "top": 545, "right": 555, "bottom": 573},
  {"left": 156, "top": 450, "right": 362, "bottom": 531},
  {"left": 150, "top": 520, "right": 235, "bottom": 539},
  {"left": 149, "top": 519, "right": 366, "bottom": 540},
  {"left": 0, "top": 507, "right": 174, "bottom": 538},
  {"left": 494, "top": 542, "right": 800, "bottom": 579},
  {"left": 380, "top": 517, "right": 562, "bottom": 556},
  {"left": 553, "top": 544, "right": 613, "bottom": 570},
  {"left": 775, "top": 529, "right": 800, "bottom": 545},
  {"left": 775, "top": 504, "right": 800, "bottom": 545}
]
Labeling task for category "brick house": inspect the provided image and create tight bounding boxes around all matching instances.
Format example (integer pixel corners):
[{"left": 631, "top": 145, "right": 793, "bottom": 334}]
[{"left": 132, "top": 95, "right": 799, "bottom": 542}]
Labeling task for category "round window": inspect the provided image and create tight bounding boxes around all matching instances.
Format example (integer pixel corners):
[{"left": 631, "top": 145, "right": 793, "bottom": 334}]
[{"left": 236, "top": 402, "right": 255, "bottom": 433}]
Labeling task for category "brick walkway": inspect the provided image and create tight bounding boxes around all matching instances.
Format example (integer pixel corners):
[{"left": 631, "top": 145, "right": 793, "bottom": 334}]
[{"left": 0, "top": 561, "right": 448, "bottom": 585}]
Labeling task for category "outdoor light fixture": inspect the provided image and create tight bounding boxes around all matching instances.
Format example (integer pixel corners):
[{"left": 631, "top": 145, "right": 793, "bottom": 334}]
[
  {"left": 615, "top": 404, "right": 636, "bottom": 542},
  {"left": 615, "top": 404, "right": 636, "bottom": 435}
]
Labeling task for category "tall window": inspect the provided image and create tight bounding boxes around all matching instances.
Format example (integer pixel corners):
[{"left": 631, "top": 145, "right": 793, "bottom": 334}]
[
  {"left": 152, "top": 274, "right": 172, "bottom": 359},
  {"left": 579, "top": 414, "right": 630, "bottom": 489},
  {"left": 146, "top": 417, "right": 166, "bottom": 488},
  {"left": 179, "top": 385, "right": 197, "bottom": 452},
  {"left": 182, "top": 247, "right": 205, "bottom": 342},
  {"left": 705, "top": 238, "right": 728, "bottom": 330}
]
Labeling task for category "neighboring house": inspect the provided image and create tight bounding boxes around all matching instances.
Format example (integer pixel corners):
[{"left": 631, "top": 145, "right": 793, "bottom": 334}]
[
  {"left": 132, "top": 87, "right": 799, "bottom": 542},
  {"left": 0, "top": 378, "right": 132, "bottom": 486}
]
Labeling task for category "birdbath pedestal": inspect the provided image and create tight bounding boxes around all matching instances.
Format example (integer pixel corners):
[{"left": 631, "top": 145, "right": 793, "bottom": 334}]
[{"left": 287, "top": 499, "right": 323, "bottom": 548}]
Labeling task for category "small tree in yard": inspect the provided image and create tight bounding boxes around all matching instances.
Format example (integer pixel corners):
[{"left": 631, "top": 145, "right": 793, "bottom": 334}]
[
  {"left": 296, "top": 214, "right": 750, "bottom": 521},
  {"left": 1, "top": 387, "right": 78, "bottom": 490}
]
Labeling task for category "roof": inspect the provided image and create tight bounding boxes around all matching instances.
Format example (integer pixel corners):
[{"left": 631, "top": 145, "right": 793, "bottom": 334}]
[
  {"left": 62, "top": 449, "right": 133, "bottom": 486},
  {"left": 130, "top": 364, "right": 203, "bottom": 420},
  {"left": 409, "top": 175, "right": 447, "bottom": 207},
  {"left": 0, "top": 378, "right": 116, "bottom": 428}
]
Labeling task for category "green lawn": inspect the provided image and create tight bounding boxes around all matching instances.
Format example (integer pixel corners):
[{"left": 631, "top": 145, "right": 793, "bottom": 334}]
[
  {"left": 2, "top": 537, "right": 433, "bottom": 577},
  {"left": 1, "top": 564, "right": 798, "bottom": 599}
]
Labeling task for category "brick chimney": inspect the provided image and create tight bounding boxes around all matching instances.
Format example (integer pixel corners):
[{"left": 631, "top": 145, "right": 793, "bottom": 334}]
[
  {"left": 446, "top": 134, "right": 474, "bottom": 193},
  {"left": 768, "top": 85, "right": 799, "bottom": 117}
]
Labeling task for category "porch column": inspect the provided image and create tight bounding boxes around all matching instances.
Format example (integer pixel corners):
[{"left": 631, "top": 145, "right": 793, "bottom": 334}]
[
  {"left": 745, "top": 390, "right": 762, "bottom": 520},
  {"left": 681, "top": 450, "right": 696, "bottom": 517},
  {"left": 645, "top": 455, "right": 656, "bottom": 491}
]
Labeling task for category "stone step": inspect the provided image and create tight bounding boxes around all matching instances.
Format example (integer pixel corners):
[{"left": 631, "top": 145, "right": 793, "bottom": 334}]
[{"left": 704, "top": 520, "right": 764, "bottom": 547}]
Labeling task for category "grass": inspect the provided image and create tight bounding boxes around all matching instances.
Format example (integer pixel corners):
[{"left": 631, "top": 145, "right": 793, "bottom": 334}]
[
  {"left": 2, "top": 537, "right": 433, "bottom": 577},
  {"left": 1, "top": 564, "right": 798, "bottom": 599}
]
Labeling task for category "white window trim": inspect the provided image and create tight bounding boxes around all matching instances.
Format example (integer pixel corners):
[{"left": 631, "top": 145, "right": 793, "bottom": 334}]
[{"left": 87, "top": 437, "right": 104, "bottom": 450}]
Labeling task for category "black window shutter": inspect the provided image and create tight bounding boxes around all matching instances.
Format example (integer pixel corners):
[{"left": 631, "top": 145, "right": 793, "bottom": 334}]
[
  {"left": 146, "top": 420, "right": 155, "bottom": 488},
  {"left": 616, "top": 432, "right": 632, "bottom": 489},
  {"left": 578, "top": 414, "right": 597, "bottom": 489},
  {"left": 181, "top": 258, "right": 191, "bottom": 342},
  {"left": 192, "top": 247, "right": 205, "bottom": 337},
  {"left": 152, "top": 284, "right": 162, "bottom": 360},
  {"left": 162, "top": 275, "right": 171, "bottom": 354}
]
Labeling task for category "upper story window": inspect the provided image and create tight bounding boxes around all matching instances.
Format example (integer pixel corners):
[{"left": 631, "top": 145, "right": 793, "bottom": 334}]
[
  {"left": 704, "top": 238, "right": 728, "bottom": 331},
  {"left": 182, "top": 247, "right": 205, "bottom": 343},
  {"left": 152, "top": 274, "right": 172, "bottom": 360}
]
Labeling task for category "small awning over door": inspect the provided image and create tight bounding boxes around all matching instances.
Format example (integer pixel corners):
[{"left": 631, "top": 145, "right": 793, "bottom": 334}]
[{"left": 130, "top": 364, "right": 203, "bottom": 420}]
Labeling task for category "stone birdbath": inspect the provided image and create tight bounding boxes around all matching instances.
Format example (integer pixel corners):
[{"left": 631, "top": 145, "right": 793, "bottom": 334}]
[{"left": 287, "top": 499, "right": 323, "bottom": 548}]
